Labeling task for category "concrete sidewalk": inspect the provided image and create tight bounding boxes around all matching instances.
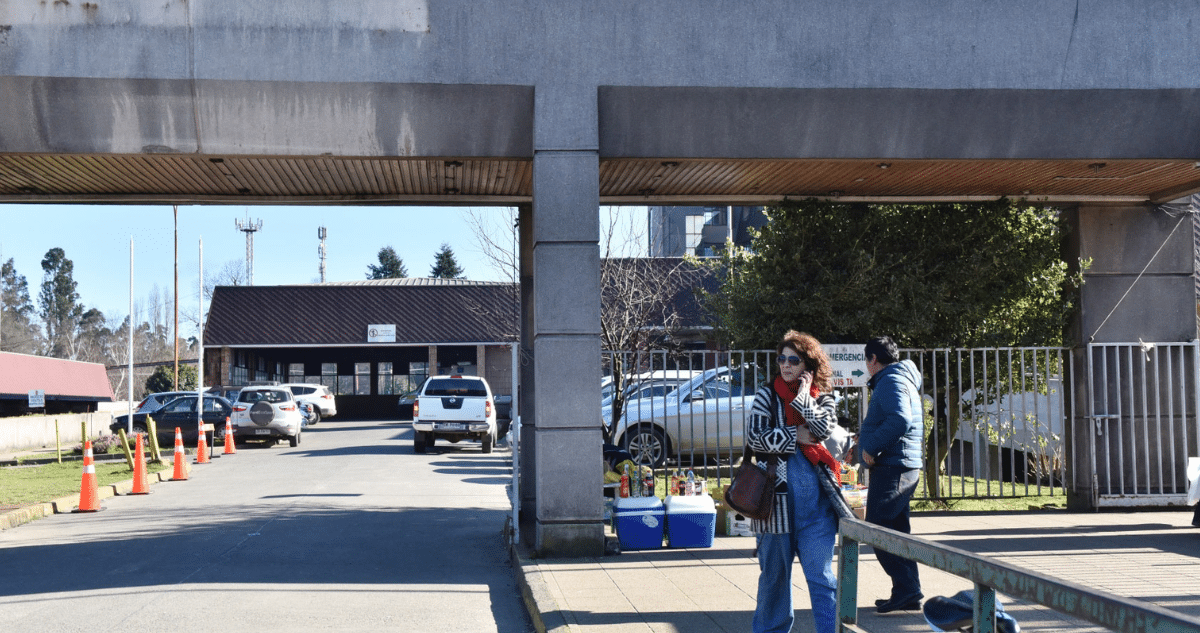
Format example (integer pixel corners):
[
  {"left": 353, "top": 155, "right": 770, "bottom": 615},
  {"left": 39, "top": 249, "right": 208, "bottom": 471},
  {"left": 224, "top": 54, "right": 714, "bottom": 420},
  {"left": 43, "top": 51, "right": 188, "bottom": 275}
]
[{"left": 512, "top": 510, "right": 1200, "bottom": 633}]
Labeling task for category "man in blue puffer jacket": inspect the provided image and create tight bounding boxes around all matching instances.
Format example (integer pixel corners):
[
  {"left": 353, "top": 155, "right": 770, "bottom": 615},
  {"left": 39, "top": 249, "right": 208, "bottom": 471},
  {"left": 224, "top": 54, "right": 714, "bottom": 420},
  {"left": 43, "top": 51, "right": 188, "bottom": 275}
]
[{"left": 859, "top": 335, "right": 924, "bottom": 614}]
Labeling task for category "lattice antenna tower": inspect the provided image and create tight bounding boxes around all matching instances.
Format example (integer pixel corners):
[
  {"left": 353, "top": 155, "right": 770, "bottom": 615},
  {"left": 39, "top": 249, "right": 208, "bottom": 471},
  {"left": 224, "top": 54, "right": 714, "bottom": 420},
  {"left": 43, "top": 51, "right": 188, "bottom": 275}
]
[
  {"left": 318, "top": 226, "right": 328, "bottom": 283},
  {"left": 235, "top": 214, "right": 264, "bottom": 285}
]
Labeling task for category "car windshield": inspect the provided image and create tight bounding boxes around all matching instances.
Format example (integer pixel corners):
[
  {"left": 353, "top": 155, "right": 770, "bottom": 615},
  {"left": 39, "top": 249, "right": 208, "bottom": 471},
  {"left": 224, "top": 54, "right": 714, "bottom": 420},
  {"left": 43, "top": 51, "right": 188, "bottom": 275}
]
[
  {"left": 425, "top": 379, "right": 487, "bottom": 397},
  {"left": 240, "top": 389, "right": 290, "bottom": 404}
]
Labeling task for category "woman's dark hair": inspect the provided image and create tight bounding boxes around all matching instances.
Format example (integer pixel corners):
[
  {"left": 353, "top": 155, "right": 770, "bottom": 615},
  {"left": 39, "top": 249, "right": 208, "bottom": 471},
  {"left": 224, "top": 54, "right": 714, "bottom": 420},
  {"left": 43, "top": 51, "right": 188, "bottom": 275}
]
[
  {"left": 776, "top": 330, "right": 832, "bottom": 392},
  {"left": 864, "top": 336, "right": 899, "bottom": 365}
]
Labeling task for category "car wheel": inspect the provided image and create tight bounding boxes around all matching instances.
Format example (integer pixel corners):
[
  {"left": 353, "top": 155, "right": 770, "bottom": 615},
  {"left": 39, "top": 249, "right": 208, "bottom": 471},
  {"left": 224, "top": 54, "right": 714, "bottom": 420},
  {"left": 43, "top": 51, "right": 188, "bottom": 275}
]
[
  {"left": 414, "top": 431, "right": 427, "bottom": 453},
  {"left": 622, "top": 424, "right": 668, "bottom": 468},
  {"left": 309, "top": 410, "right": 320, "bottom": 425},
  {"left": 131, "top": 423, "right": 148, "bottom": 436},
  {"left": 481, "top": 428, "right": 494, "bottom": 454}
]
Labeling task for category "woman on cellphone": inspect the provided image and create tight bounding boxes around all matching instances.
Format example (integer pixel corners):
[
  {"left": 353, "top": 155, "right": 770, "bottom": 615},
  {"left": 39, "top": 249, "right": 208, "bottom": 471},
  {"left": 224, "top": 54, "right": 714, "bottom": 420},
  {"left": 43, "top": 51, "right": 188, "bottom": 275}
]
[{"left": 747, "top": 330, "right": 850, "bottom": 633}]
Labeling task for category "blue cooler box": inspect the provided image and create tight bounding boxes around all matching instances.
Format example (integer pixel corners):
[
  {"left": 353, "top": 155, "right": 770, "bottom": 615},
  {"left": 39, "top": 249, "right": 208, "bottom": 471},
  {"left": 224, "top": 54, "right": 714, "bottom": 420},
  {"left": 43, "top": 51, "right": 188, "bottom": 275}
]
[
  {"left": 614, "top": 496, "right": 665, "bottom": 550},
  {"left": 664, "top": 494, "right": 716, "bottom": 548}
]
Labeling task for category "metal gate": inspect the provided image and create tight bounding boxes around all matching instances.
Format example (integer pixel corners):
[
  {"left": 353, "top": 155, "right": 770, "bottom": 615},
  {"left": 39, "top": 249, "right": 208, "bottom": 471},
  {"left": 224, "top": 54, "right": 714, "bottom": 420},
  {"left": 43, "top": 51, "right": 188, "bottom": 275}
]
[{"left": 1086, "top": 341, "right": 1200, "bottom": 507}]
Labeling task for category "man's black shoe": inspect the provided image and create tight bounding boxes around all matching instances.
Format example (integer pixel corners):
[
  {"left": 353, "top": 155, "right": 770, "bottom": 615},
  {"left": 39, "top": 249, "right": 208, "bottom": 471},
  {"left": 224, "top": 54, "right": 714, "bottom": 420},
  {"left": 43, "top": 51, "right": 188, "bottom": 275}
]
[{"left": 875, "top": 594, "right": 923, "bottom": 613}]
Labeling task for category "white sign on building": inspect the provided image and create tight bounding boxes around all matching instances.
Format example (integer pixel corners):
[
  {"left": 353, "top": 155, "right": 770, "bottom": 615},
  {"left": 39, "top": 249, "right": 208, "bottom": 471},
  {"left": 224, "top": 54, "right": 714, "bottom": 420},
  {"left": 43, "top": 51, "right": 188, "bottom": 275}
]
[
  {"left": 825, "top": 344, "right": 869, "bottom": 389},
  {"left": 27, "top": 389, "right": 45, "bottom": 408},
  {"left": 367, "top": 324, "right": 396, "bottom": 343}
]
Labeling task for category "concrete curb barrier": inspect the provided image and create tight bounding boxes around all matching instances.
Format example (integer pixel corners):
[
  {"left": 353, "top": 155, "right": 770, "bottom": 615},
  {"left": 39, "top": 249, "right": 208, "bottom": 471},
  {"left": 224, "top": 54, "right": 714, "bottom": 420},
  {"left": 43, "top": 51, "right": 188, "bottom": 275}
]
[
  {"left": 509, "top": 540, "right": 576, "bottom": 633},
  {"left": 1, "top": 465, "right": 176, "bottom": 530}
]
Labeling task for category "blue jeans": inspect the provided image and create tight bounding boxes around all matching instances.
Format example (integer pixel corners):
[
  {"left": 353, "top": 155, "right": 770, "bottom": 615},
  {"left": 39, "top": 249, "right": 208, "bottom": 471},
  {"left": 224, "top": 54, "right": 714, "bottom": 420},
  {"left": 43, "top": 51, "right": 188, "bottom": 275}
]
[
  {"left": 753, "top": 452, "right": 838, "bottom": 633},
  {"left": 865, "top": 465, "right": 922, "bottom": 599}
]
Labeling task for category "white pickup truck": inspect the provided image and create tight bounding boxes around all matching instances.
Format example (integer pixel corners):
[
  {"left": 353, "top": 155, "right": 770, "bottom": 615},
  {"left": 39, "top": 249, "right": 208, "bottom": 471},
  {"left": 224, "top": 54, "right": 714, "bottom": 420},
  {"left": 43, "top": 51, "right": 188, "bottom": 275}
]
[{"left": 412, "top": 375, "right": 498, "bottom": 454}]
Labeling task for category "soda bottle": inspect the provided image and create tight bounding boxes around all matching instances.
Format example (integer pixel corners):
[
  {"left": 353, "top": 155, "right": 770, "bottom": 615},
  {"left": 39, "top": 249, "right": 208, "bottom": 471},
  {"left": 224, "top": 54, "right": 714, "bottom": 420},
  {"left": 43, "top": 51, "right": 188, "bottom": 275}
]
[
  {"left": 685, "top": 470, "right": 696, "bottom": 496},
  {"left": 644, "top": 471, "right": 654, "bottom": 497},
  {"left": 620, "top": 464, "right": 630, "bottom": 498}
]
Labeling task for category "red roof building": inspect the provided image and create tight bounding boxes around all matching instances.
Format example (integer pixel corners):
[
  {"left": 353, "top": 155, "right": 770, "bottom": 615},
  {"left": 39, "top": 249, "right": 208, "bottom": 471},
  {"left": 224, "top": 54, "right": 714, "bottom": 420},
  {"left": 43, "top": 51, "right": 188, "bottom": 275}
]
[{"left": 0, "top": 352, "right": 114, "bottom": 416}]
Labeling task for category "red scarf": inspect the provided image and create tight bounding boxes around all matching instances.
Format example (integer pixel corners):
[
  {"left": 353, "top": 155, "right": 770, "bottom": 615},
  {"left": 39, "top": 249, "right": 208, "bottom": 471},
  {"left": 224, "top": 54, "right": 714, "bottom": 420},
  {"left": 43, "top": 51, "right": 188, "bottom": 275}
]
[{"left": 774, "top": 376, "right": 842, "bottom": 480}]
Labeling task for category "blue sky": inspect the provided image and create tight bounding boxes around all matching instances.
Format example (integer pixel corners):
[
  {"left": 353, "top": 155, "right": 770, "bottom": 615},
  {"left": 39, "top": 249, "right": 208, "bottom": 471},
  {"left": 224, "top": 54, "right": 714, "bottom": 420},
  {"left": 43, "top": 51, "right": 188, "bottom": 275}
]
[{"left": 0, "top": 204, "right": 647, "bottom": 337}]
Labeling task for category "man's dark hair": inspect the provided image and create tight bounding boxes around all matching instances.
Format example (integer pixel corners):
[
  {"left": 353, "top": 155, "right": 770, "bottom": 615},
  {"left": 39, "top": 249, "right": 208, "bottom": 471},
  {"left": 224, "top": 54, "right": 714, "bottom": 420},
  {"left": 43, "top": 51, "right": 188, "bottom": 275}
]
[{"left": 864, "top": 336, "right": 899, "bottom": 365}]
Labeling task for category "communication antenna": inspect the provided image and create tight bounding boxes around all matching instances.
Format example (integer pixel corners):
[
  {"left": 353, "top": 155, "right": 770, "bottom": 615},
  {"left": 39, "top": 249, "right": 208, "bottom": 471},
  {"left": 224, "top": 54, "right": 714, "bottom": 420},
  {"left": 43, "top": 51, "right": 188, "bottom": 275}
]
[
  {"left": 318, "top": 226, "right": 328, "bottom": 283},
  {"left": 235, "top": 214, "right": 263, "bottom": 285}
]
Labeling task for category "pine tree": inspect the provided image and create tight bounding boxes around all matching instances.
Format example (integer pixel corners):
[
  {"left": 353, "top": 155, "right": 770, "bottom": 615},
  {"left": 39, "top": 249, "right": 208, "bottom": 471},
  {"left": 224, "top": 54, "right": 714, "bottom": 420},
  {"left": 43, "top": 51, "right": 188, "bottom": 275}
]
[
  {"left": 429, "top": 243, "right": 465, "bottom": 279},
  {"left": 367, "top": 246, "right": 408, "bottom": 279},
  {"left": 38, "top": 247, "right": 84, "bottom": 358},
  {"left": 1, "top": 258, "right": 42, "bottom": 354}
]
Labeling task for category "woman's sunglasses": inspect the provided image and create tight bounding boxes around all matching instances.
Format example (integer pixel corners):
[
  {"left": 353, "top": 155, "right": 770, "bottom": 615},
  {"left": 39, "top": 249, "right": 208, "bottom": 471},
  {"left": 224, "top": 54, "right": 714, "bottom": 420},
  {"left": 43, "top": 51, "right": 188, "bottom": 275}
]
[{"left": 776, "top": 354, "right": 804, "bottom": 367}]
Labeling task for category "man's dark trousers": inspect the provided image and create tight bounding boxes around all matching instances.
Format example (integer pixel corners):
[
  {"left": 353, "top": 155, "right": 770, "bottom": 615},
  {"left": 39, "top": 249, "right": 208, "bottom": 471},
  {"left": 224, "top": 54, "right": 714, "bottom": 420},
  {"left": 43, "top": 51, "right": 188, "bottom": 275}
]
[{"left": 865, "top": 465, "right": 922, "bottom": 599}]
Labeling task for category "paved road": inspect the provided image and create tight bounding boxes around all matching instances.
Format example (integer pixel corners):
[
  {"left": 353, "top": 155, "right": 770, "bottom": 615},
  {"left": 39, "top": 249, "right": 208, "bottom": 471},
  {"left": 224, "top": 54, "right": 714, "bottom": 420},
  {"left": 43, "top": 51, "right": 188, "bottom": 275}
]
[{"left": 0, "top": 419, "right": 531, "bottom": 633}]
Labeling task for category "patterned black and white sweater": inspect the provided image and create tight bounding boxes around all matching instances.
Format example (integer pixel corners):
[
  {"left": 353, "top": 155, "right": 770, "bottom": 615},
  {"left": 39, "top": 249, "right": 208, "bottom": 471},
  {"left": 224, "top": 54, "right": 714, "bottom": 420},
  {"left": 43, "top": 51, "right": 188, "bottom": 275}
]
[{"left": 744, "top": 384, "right": 839, "bottom": 534}]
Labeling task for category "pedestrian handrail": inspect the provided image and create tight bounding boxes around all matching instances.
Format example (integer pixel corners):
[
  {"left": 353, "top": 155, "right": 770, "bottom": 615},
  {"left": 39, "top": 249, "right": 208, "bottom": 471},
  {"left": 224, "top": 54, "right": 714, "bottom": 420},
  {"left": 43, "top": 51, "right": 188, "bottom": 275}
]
[{"left": 835, "top": 517, "right": 1200, "bottom": 633}]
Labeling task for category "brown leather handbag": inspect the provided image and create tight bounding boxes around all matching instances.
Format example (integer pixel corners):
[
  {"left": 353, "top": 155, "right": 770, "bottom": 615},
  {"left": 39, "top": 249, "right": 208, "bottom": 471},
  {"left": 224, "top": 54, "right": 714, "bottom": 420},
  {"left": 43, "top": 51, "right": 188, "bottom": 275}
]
[{"left": 724, "top": 452, "right": 778, "bottom": 521}]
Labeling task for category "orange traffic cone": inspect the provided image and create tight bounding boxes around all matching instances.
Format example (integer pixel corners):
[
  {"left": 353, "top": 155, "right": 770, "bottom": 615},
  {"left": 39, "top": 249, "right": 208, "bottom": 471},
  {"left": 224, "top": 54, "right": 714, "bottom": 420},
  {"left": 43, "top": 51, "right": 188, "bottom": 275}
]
[
  {"left": 170, "top": 427, "right": 189, "bottom": 481},
  {"left": 223, "top": 418, "right": 237, "bottom": 455},
  {"left": 75, "top": 440, "right": 102, "bottom": 512},
  {"left": 129, "top": 432, "right": 150, "bottom": 495},
  {"left": 195, "top": 422, "right": 211, "bottom": 464}
]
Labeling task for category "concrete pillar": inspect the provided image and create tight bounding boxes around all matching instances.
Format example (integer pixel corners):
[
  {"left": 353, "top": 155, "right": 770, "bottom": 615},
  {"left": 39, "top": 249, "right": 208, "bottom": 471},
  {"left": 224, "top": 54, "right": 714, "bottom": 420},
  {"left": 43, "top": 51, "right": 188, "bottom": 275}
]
[
  {"left": 427, "top": 345, "right": 438, "bottom": 375},
  {"left": 526, "top": 85, "right": 604, "bottom": 557},
  {"left": 518, "top": 203, "right": 537, "bottom": 530},
  {"left": 1063, "top": 204, "right": 1197, "bottom": 510}
]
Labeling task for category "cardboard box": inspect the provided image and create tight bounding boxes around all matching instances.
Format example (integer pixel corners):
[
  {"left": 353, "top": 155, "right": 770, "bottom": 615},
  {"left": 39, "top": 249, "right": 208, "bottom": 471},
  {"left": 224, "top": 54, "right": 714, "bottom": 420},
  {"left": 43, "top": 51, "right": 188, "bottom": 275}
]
[
  {"left": 726, "top": 511, "right": 754, "bottom": 537},
  {"left": 664, "top": 495, "right": 716, "bottom": 548},
  {"left": 613, "top": 496, "right": 664, "bottom": 550}
]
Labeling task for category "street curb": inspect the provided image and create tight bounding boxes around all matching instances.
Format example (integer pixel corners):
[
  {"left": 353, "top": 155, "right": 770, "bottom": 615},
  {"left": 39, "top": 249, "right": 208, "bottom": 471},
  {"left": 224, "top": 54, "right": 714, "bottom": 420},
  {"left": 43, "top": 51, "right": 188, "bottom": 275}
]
[
  {"left": 0, "top": 463, "right": 183, "bottom": 530},
  {"left": 509, "top": 538, "right": 576, "bottom": 633}
]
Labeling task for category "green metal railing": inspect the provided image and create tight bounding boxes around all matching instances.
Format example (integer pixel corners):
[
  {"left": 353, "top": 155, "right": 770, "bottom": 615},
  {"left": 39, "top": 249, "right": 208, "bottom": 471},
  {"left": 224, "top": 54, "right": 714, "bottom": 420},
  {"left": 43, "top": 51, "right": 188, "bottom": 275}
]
[{"left": 836, "top": 517, "right": 1200, "bottom": 633}]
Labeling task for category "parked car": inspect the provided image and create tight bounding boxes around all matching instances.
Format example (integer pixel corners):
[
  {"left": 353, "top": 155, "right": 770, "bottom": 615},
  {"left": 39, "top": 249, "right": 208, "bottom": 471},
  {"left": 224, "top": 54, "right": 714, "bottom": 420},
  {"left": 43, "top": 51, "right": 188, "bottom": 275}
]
[
  {"left": 412, "top": 375, "right": 498, "bottom": 454},
  {"left": 133, "top": 391, "right": 195, "bottom": 414},
  {"left": 281, "top": 383, "right": 337, "bottom": 424},
  {"left": 230, "top": 385, "right": 304, "bottom": 447},
  {"left": 600, "top": 370, "right": 702, "bottom": 408},
  {"left": 600, "top": 376, "right": 698, "bottom": 427},
  {"left": 205, "top": 385, "right": 243, "bottom": 402},
  {"left": 609, "top": 366, "right": 762, "bottom": 467},
  {"left": 396, "top": 379, "right": 428, "bottom": 420},
  {"left": 110, "top": 394, "right": 233, "bottom": 446}
]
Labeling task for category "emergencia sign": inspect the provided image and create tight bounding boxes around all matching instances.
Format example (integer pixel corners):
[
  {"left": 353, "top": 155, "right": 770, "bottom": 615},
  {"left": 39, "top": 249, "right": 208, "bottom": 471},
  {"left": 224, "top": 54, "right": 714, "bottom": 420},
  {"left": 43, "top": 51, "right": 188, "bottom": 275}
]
[{"left": 825, "top": 344, "right": 868, "bottom": 388}]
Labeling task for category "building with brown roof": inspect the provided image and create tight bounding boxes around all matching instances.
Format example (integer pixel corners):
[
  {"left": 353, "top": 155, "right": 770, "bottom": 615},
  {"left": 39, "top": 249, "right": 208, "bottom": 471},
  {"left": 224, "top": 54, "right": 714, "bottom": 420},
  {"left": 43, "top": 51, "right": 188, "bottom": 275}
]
[{"left": 202, "top": 278, "right": 519, "bottom": 418}]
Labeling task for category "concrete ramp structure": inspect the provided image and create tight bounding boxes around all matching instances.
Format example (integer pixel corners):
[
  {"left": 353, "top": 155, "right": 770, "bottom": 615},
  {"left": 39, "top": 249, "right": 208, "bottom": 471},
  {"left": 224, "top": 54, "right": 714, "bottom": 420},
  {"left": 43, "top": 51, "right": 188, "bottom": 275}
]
[{"left": 2, "top": 0, "right": 1199, "bottom": 555}]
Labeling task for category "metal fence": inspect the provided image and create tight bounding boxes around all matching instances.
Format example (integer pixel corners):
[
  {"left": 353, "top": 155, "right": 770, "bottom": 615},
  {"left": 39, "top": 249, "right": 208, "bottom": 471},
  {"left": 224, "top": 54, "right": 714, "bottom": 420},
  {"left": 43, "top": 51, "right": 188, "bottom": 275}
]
[
  {"left": 1085, "top": 341, "right": 1200, "bottom": 507},
  {"left": 602, "top": 346, "right": 1073, "bottom": 501}
]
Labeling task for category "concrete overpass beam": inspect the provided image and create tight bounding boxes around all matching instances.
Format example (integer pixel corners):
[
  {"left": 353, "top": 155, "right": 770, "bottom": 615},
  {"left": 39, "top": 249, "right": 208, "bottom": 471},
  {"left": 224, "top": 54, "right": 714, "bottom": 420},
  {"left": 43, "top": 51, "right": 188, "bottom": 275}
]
[{"left": 526, "top": 84, "right": 604, "bottom": 557}]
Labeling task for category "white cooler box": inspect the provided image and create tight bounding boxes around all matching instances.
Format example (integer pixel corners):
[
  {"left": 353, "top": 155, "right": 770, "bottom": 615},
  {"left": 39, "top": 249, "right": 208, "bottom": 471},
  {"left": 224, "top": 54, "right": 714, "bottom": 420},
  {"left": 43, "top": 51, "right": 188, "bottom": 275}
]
[{"left": 664, "top": 494, "right": 716, "bottom": 548}]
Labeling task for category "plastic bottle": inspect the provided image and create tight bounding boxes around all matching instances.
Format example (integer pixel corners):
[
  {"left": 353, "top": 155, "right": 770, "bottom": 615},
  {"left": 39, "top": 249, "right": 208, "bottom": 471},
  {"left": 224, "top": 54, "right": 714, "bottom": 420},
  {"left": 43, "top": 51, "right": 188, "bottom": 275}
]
[
  {"left": 686, "top": 470, "right": 696, "bottom": 496},
  {"left": 620, "top": 464, "right": 630, "bottom": 498},
  {"left": 644, "top": 471, "right": 655, "bottom": 497}
]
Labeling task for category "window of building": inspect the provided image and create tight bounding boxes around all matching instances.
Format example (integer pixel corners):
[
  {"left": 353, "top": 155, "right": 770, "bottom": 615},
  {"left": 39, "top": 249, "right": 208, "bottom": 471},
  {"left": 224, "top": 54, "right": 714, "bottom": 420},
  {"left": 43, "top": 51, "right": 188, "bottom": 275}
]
[
  {"left": 378, "top": 362, "right": 395, "bottom": 395},
  {"left": 321, "top": 363, "right": 338, "bottom": 392},
  {"left": 288, "top": 363, "right": 305, "bottom": 382}
]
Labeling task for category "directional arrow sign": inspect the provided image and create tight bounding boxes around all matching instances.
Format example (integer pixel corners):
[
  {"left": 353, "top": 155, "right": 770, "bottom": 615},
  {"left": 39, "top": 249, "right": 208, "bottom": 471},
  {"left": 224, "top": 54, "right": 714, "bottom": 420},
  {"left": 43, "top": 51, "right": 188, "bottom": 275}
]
[{"left": 826, "top": 344, "right": 869, "bottom": 388}]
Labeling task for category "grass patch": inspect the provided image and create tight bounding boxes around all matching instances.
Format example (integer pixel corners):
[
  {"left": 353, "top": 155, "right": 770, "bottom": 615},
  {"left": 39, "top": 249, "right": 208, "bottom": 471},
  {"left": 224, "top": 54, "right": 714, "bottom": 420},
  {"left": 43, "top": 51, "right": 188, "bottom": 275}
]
[
  {"left": 629, "top": 465, "right": 1067, "bottom": 513},
  {"left": 0, "top": 459, "right": 171, "bottom": 506}
]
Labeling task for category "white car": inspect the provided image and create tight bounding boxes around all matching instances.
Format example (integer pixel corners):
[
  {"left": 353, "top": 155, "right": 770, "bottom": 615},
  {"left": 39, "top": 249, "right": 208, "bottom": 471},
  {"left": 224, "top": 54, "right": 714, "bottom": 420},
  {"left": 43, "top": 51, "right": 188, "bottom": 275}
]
[
  {"left": 610, "top": 367, "right": 761, "bottom": 467},
  {"left": 281, "top": 383, "right": 337, "bottom": 424},
  {"left": 412, "top": 375, "right": 498, "bottom": 454},
  {"left": 230, "top": 386, "right": 304, "bottom": 447}
]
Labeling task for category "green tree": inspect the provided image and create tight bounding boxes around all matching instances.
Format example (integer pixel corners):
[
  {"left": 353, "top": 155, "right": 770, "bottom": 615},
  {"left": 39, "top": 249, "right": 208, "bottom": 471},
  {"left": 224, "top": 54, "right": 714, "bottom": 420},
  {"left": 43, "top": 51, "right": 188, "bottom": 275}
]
[
  {"left": 145, "top": 364, "right": 197, "bottom": 394},
  {"left": 429, "top": 243, "right": 465, "bottom": 278},
  {"left": 366, "top": 246, "right": 408, "bottom": 279},
  {"left": 1, "top": 258, "right": 42, "bottom": 354},
  {"left": 701, "top": 198, "right": 1085, "bottom": 496},
  {"left": 38, "top": 247, "right": 84, "bottom": 358}
]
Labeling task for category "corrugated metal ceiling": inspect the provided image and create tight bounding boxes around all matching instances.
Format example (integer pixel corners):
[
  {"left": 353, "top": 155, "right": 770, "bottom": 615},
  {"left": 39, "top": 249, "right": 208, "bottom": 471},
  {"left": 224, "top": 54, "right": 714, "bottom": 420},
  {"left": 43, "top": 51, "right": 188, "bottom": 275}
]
[{"left": 1, "top": 154, "right": 1198, "bottom": 204}]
